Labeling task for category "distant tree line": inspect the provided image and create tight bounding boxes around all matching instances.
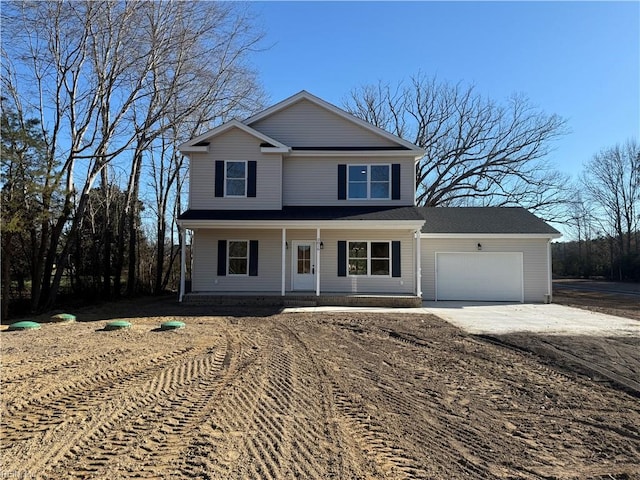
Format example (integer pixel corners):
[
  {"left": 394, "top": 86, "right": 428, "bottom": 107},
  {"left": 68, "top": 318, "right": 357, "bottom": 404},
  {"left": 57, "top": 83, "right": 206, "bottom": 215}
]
[
  {"left": 1, "top": 1, "right": 265, "bottom": 318},
  {"left": 554, "top": 140, "right": 639, "bottom": 281}
]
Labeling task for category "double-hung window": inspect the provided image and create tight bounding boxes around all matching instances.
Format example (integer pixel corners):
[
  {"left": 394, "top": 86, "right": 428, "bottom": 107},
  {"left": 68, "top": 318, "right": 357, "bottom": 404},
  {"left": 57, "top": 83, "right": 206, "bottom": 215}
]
[
  {"left": 348, "top": 241, "right": 390, "bottom": 276},
  {"left": 218, "top": 239, "right": 258, "bottom": 277},
  {"left": 225, "top": 161, "right": 246, "bottom": 197},
  {"left": 228, "top": 240, "right": 248, "bottom": 275},
  {"left": 348, "top": 165, "right": 390, "bottom": 199}
]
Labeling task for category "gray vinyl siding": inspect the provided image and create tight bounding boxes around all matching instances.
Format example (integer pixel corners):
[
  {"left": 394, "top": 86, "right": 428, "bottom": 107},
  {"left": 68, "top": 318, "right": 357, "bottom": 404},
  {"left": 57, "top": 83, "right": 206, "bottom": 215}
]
[
  {"left": 249, "top": 99, "right": 400, "bottom": 148},
  {"left": 191, "top": 228, "right": 416, "bottom": 295},
  {"left": 420, "top": 238, "right": 551, "bottom": 303},
  {"left": 283, "top": 157, "right": 416, "bottom": 206},
  {"left": 192, "top": 229, "right": 282, "bottom": 292},
  {"left": 189, "top": 128, "right": 282, "bottom": 210}
]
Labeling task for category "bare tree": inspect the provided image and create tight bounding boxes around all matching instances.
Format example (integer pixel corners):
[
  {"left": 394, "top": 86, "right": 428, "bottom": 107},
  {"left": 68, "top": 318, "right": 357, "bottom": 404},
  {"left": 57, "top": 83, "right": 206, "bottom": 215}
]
[
  {"left": 2, "top": 0, "right": 265, "bottom": 309},
  {"left": 581, "top": 139, "right": 639, "bottom": 279},
  {"left": 116, "top": 1, "right": 265, "bottom": 296},
  {"left": 343, "top": 74, "right": 569, "bottom": 220}
]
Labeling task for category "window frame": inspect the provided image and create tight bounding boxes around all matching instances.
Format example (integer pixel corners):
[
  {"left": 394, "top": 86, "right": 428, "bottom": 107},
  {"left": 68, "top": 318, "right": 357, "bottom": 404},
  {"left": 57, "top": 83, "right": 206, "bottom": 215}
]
[
  {"left": 347, "top": 164, "right": 391, "bottom": 200},
  {"left": 224, "top": 160, "right": 247, "bottom": 198},
  {"left": 347, "top": 240, "right": 391, "bottom": 277},
  {"left": 227, "top": 240, "right": 249, "bottom": 276}
]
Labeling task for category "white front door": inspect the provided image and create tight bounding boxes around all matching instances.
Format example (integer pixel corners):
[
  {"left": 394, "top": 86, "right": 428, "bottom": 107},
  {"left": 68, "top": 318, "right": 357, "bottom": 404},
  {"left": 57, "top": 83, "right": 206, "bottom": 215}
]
[{"left": 292, "top": 241, "right": 316, "bottom": 291}]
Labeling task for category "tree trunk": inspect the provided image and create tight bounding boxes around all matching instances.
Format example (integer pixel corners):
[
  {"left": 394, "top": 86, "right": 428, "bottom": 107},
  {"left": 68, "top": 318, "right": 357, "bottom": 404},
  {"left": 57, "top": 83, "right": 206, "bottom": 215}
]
[
  {"left": 125, "top": 151, "right": 144, "bottom": 296},
  {"left": 154, "top": 220, "right": 166, "bottom": 294},
  {"left": 1, "top": 233, "right": 13, "bottom": 319}
]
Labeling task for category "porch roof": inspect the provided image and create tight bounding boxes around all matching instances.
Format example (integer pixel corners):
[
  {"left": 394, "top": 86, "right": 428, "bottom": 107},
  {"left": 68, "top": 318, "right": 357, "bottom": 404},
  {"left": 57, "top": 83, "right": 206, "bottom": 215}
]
[{"left": 178, "top": 205, "right": 425, "bottom": 222}]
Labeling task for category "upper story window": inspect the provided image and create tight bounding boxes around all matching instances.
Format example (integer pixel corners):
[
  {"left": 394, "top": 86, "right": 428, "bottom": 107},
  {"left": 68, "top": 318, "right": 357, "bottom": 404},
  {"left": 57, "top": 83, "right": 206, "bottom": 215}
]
[
  {"left": 225, "top": 161, "right": 246, "bottom": 197},
  {"left": 348, "top": 165, "right": 390, "bottom": 200},
  {"left": 215, "top": 160, "right": 257, "bottom": 198}
]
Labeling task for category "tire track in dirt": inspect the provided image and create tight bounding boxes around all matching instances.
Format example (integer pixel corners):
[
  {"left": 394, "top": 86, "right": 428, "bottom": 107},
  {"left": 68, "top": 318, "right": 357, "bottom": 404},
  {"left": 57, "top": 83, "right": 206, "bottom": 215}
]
[
  {"left": 325, "top": 332, "right": 499, "bottom": 478},
  {"left": 377, "top": 323, "right": 640, "bottom": 478},
  {"left": 0, "top": 341, "right": 221, "bottom": 477},
  {"left": 1, "top": 346, "right": 195, "bottom": 414},
  {"left": 405, "top": 337, "right": 588, "bottom": 477},
  {"left": 3, "top": 310, "right": 639, "bottom": 479},
  {"left": 178, "top": 321, "right": 341, "bottom": 480},
  {"left": 310, "top": 318, "right": 563, "bottom": 478},
  {"left": 287, "top": 317, "right": 444, "bottom": 479},
  {"left": 331, "top": 381, "right": 433, "bottom": 479},
  {"left": 0, "top": 348, "right": 130, "bottom": 386},
  {"left": 49, "top": 336, "right": 237, "bottom": 479}
]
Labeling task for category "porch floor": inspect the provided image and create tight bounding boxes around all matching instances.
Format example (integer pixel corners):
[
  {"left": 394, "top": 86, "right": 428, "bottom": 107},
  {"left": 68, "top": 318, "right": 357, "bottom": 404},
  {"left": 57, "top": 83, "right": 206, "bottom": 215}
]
[{"left": 182, "top": 292, "right": 422, "bottom": 308}]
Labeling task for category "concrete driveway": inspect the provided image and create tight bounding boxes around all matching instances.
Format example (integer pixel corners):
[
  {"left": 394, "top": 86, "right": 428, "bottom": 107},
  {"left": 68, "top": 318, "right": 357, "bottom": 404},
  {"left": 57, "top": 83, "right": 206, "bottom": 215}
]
[{"left": 422, "top": 301, "right": 640, "bottom": 336}]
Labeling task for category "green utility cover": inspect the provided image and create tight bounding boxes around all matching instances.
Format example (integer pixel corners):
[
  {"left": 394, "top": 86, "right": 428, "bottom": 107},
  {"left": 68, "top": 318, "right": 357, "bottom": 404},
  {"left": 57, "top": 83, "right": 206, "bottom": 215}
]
[
  {"left": 51, "top": 313, "right": 76, "bottom": 323},
  {"left": 160, "top": 321, "right": 186, "bottom": 331},
  {"left": 104, "top": 320, "right": 132, "bottom": 331},
  {"left": 8, "top": 321, "right": 41, "bottom": 331}
]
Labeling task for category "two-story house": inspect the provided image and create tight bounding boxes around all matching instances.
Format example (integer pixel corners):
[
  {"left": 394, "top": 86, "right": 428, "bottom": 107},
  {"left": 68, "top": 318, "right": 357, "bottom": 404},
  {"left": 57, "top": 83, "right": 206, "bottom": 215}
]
[{"left": 177, "top": 91, "right": 560, "bottom": 306}]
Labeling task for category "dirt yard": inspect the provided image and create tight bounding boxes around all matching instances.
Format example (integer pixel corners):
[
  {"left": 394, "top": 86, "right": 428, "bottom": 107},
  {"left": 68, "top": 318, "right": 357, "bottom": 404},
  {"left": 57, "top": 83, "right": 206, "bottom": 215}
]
[
  {"left": 1, "top": 299, "right": 639, "bottom": 479},
  {"left": 553, "top": 284, "right": 640, "bottom": 322}
]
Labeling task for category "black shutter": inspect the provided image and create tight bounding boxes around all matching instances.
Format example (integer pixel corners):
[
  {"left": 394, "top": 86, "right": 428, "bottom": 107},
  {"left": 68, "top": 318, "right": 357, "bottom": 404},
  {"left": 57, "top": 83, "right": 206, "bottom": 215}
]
[
  {"left": 338, "top": 164, "right": 347, "bottom": 200},
  {"left": 392, "top": 164, "right": 401, "bottom": 200},
  {"left": 247, "top": 161, "right": 257, "bottom": 197},
  {"left": 337, "top": 241, "right": 347, "bottom": 277},
  {"left": 392, "top": 241, "right": 401, "bottom": 277},
  {"left": 215, "top": 161, "right": 224, "bottom": 197},
  {"left": 249, "top": 240, "right": 259, "bottom": 276},
  {"left": 217, "top": 240, "right": 227, "bottom": 276}
]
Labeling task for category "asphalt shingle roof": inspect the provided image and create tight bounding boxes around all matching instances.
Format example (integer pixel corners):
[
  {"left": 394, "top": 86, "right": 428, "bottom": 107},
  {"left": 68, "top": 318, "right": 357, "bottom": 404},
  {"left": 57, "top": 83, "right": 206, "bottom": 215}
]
[
  {"left": 178, "top": 206, "right": 425, "bottom": 222},
  {"left": 179, "top": 206, "right": 559, "bottom": 235},
  {"left": 419, "top": 207, "right": 560, "bottom": 235}
]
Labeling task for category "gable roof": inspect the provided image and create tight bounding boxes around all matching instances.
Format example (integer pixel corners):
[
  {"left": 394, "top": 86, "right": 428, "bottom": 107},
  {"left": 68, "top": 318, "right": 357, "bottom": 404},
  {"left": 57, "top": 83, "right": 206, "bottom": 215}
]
[
  {"left": 244, "top": 91, "right": 425, "bottom": 154},
  {"left": 179, "top": 119, "right": 289, "bottom": 153},
  {"left": 419, "top": 207, "right": 561, "bottom": 237}
]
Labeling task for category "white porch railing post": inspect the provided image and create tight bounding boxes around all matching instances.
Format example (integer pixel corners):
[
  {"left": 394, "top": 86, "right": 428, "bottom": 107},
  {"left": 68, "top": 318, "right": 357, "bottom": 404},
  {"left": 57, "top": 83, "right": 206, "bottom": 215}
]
[
  {"left": 416, "top": 229, "right": 422, "bottom": 297},
  {"left": 179, "top": 228, "right": 186, "bottom": 302},
  {"left": 316, "top": 228, "right": 321, "bottom": 296}
]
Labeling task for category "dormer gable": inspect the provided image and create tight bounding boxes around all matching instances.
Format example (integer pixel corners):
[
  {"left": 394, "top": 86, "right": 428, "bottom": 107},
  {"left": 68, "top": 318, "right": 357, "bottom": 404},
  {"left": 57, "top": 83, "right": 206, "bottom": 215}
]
[{"left": 179, "top": 119, "right": 290, "bottom": 154}]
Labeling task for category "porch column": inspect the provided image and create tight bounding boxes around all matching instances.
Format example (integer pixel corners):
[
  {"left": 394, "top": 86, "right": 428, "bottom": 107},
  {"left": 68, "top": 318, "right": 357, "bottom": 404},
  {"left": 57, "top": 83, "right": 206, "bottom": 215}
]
[
  {"left": 546, "top": 239, "right": 552, "bottom": 303},
  {"left": 316, "top": 228, "right": 321, "bottom": 296},
  {"left": 415, "top": 229, "right": 422, "bottom": 297},
  {"left": 179, "top": 228, "right": 186, "bottom": 302},
  {"left": 281, "top": 228, "right": 286, "bottom": 296}
]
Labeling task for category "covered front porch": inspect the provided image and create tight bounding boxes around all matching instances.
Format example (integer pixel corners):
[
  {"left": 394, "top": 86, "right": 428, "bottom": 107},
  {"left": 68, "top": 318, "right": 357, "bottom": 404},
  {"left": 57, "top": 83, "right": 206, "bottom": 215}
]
[{"left": 177, "top": 217, "right": 425, "bottom": 306}]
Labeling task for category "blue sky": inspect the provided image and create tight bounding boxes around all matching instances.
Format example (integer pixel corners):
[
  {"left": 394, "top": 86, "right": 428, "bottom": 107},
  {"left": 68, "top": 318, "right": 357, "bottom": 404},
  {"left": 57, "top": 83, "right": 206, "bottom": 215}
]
[{"left": 249, "top": 1, "right": 639, "bottom": 180}]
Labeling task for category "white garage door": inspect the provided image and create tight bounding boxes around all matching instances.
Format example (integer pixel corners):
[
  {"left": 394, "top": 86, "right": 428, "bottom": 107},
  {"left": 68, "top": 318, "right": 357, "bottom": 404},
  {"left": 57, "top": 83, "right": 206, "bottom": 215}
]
[{"left": 436, "top": 252, "right": 523, "bottom": 302}]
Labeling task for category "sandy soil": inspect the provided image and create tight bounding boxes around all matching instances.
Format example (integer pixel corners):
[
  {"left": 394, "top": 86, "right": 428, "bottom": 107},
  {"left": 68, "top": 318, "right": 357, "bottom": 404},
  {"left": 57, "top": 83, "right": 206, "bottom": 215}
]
[{"left": 1, "top": 300, "right": 639, "bottom": 479}]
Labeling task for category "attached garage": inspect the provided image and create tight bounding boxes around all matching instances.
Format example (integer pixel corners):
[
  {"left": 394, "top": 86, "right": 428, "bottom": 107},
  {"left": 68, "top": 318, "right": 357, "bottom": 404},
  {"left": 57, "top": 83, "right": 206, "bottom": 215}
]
[
  {"left": 419, "top": 208, "right": 561, "bottom": 303},
  {"left": 435, "top": 252, "right": 523, "bottom": 302}
]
